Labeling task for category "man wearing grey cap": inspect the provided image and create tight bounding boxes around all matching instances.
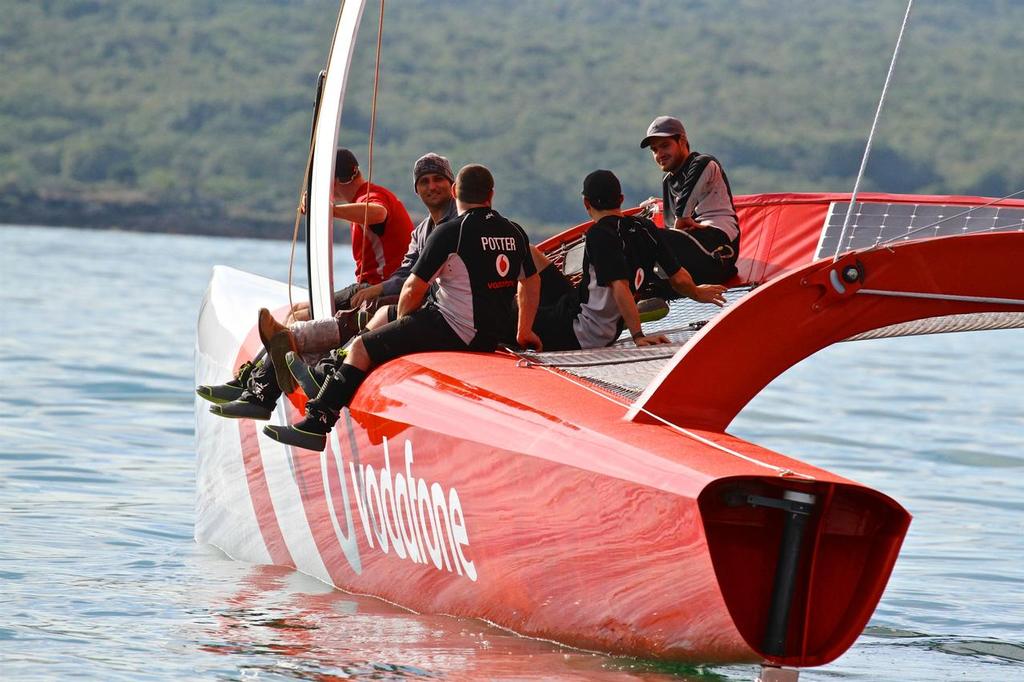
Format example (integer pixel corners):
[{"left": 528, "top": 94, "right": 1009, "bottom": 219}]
[
  {"left": 640, "top": 115, "right": 740, "bottom": 286},
  {"left": 350, "top": 152, "right": 458, "bottom": 308}
]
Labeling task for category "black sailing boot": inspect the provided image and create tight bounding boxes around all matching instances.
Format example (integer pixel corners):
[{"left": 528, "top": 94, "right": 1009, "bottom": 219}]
[
  {"left": 195, "top": 351, "right": 265, "bottom": 404},
  {"left": 209, "top": 356, "right": 282, "bottom": 420},
  {"left": 285, "top": 348, "right": 347, "bottom": 398},
  {"left": 263, "top": 364, "right": 367, "bottom": 451}
]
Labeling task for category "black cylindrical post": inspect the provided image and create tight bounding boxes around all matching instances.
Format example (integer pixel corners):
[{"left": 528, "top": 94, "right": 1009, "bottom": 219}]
[{"left": 762, "top": 490, "right": 816, "bottom": 656}]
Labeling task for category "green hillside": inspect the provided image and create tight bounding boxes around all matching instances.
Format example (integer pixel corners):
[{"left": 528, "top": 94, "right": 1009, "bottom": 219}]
[{"left": 2, "top": 0, "right": 1022, "bottom": 238}]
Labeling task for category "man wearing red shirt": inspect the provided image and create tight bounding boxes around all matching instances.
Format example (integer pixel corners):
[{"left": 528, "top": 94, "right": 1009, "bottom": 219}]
[{"left": 332, "top": 148, "right": 413, "bottom": 292}]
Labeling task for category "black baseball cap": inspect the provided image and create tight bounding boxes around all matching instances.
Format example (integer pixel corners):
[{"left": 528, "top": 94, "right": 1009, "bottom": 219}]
[
  {"left": 640, "top": 116, "right": 687, "bottom": 148},
  {"left": 335, "top": 148, "right": 359, "bottom": 182},
  {"left": 582, "top": 169, "right": 622, "bottom": 210}
]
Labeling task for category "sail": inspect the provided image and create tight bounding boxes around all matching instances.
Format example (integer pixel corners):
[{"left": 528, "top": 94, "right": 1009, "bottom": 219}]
[{"left": 308, "top": 0, "right": 369, "bottom": 320}]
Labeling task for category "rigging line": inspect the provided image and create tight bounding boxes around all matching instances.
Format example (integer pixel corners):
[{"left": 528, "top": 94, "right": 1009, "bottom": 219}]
[
  {"left": 857, "top": 289, "right": 1024, "bottom": 306},
  {"left": 501, "top": 349, "right": 812, "bottom": 479},
  {"left": 287, "top": 2, "right": 348, "bottom": 316},
  {"left": 873, "top": 188, "right": 1024, "bottom": 248},
  {"left": 832, "top": 0, "right": 915, "bottom": 263},
  {"left": 360, "top": 0, "right": 386, "bottom": 280}
]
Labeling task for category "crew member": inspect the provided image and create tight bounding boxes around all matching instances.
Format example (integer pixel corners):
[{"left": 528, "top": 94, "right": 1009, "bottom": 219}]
[
  {"left": 292, "top": 147, "right": 415, "bottom": 319},
  {"left": 640, "top": 115, "right": 740, "bottom": 287},
  {"left": 531, "top": 170, "right": 727, "bottom": 351},
  {"left": 263, "top": 164, "right": 541, "bottom": 451}
]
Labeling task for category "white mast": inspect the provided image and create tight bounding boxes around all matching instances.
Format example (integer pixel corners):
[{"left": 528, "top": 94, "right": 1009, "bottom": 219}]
[{"left": 308, "top": 0, "right": 369, "bottom": 320}]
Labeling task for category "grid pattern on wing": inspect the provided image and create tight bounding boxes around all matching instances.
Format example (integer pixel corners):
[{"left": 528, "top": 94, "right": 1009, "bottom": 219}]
[
  {"left": 522, "top": 291, "right": 1022, "bottom": 401},
  {"left": 817, "top": 201, "right": 1024, "bottom": 259},
  {"left": 843, "top": 312, "right": 1024, "bottom": 342},
  {"left": 521, "top": 290, "right": 752, "bottom": 400},
  {"left": 614, "top": 286, "right": 754, "bottom": 343}
]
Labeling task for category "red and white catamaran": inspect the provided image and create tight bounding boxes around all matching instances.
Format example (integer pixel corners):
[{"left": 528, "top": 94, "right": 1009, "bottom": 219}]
[{"left": 194, "top": 2, "right": 1024, "bottom": 679}]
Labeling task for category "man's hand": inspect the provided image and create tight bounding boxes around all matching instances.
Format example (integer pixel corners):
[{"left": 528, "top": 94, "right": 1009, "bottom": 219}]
[
  {"left": 639, "top": 196, "right": 662, "bottom": 213},
  {"left": 693, "top": 284, "right": 728, "bottom": 307},
  {"left": 299, "top": 191, "right": 308, "bottom": 215},
  {"left": 351, "top": 283, "right": 382, "bottom": 308},
  {"left": 635, "top": 333, "right": 670, "bottom": 346},
  {"left": 517, "top": 329, "right": 543, "bottom": 352},
  {"left": 672, "top": 216, "right": 705, "bottom": 231}
]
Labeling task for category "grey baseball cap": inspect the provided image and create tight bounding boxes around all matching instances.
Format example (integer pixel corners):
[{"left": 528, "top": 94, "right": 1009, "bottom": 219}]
[{"left": 640, "top": 116, "right": 687, "bottom": 148}]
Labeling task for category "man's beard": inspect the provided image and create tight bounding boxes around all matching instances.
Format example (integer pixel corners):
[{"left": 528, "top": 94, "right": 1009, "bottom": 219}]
[{"left": 424, "top": 194, "right": 449, "bottom": 212}]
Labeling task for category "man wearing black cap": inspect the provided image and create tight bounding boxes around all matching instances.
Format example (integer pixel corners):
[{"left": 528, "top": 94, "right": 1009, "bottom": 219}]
[
  {"left": 262, "top": 164, "right": 541, "bottom": 451},
  {"left": 530, "top": 170, "right": 727, "bottom": 351},
  {"left": 291, "top": 148, "right": 416, "bottom": 319},
  {"left": 640, "top": 116, "right": 740, "bottom": 286}
]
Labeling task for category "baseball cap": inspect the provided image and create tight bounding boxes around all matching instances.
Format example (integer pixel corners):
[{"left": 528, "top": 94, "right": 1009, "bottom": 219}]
[
  {"left": 640, "top": 116, "right": 687, "bottom": 148},
  {"left": 412, "top": 152, "right": 455, "bottom": 191},
  {"left": 334, "top": 148, "right": 359, "bottom": 182},
  {"left": 581, "top": 169, "right": 622, "bottom": 210}
]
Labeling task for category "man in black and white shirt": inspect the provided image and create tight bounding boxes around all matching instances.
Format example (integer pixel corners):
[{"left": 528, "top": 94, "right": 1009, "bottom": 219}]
[
  {"left": 531, "top": 170, "right": 727, "bottom": 351},
  {"left": 263, "top": 164, "right": 541, "bottom": 451},
  {"left": 641, "top": 115, "right": 740, "bottom": 287}
]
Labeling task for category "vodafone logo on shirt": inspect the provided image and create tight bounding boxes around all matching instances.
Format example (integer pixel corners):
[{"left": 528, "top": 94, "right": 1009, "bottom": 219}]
[
  {"left": 635, "top": 267, "right": 645, "bottom": 290},
  {"left": 495, "top": 253, "right": 510, "bottom": 277}
]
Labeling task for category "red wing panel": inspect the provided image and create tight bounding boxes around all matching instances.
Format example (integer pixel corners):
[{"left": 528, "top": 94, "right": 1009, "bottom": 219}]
[{"left": 630, "top": 231, "right": 1024, "bottom": 431}]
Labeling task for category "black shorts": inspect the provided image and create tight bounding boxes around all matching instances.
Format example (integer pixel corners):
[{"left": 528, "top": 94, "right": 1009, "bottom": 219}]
[
  {"left": 360, "top": 304, "right": 475, "bottom": 365},
  {"left": 658, "top": 228, "right": 738, "bottom": 290},
  {"left": 532, "top": 267, "right": 582, "bottom": 351}
]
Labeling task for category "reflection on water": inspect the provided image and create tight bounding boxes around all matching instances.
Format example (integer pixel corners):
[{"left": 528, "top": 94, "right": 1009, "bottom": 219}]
[
  {"left": 197, "top": 562, "right": 725, "bottom": 681},
  {"left": 0, "top": 226, "right": 1021, "bottom": 680}
]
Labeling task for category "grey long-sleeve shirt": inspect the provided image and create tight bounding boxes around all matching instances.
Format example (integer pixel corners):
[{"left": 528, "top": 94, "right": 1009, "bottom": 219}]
[{"left": 380, "top": 199, "right": 458, "bottom": 297}]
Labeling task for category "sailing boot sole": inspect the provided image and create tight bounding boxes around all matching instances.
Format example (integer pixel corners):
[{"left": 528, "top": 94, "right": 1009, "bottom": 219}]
[
  {"left": 258, "top": 308, "right": 299, "bottom": 394},
  {"left": 196, "top": 384, "right": 244, "bottom": 405},
  {"left": 210, "top": 400, "right": 273, "bottom": 421},
  {"left": 267, "top": 332, "right": 299, "bottom": 394},
  {"left": 263, "top": 423, "right": 327, "bottom": 451},
  {"left": 638, "top": 297, "right": 669, "bottom": 323}
]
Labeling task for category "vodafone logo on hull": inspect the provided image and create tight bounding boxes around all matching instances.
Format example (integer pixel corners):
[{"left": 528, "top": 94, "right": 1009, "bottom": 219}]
[{"left": 245, "top": 413, "right": 478, "bottom": 584}]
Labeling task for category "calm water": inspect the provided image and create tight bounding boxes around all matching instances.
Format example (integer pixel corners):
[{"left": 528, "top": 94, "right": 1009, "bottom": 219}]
[{"left": 1, "top": 225, "right": 1021, "bottom": 681}]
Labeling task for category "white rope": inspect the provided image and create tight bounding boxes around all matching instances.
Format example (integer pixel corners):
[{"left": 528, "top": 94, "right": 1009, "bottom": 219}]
[
  {"left": 833, "top": 0, "right": 915, "bottom": 262},
  {"left": 857, "top": 289, "right": 1024, "bottom": 306},
  {"left": 517, "top": 358, "right": 814, "bottom": 480}
]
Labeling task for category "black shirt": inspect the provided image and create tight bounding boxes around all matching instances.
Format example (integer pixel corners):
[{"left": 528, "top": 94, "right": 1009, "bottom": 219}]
[
  {"left": 412, "top": 207, "right": 536, "bottom": 346},
  {"left": 571, "top": 215, "right": 681, "bottom": 348}
]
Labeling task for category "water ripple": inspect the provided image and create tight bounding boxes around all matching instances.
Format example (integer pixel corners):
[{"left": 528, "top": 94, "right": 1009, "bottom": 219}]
[{"left": 2, "top": 226, "right": 1022, "bottom": 681}]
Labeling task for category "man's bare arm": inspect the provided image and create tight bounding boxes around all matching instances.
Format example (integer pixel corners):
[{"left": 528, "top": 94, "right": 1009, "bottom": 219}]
[
  {"left": 397, "top": 275, "right": 430, "bottom": 317},
  {"left": 516, "top": 273, "right": 542, "bottom": 351},
  {"left": 333, "top": 202, "right": 388, "bottom": 224},
  {"left": 668, "top": 269, "right": 727, "bottom": 307},
  {"left": 610, "top": 279, "right": 668, "bottom": 346}
]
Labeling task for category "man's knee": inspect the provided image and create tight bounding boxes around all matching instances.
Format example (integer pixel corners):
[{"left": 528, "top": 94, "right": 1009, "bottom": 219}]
[
  {"left": 346, "top": 336, "right": 373, "bottom": 371},
  {"left": 366, "top": 306, "right": 392, "bottom": 331}
]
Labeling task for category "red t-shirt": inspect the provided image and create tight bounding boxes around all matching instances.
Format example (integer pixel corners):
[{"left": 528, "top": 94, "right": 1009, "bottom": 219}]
[{"left": 349, "top": 182, "right": 414, "bottom": 285}]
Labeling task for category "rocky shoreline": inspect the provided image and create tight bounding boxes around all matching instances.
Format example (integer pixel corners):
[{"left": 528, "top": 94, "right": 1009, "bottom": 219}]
[{"left": 0, "top": 188, "right": 301, "bottom": 241}]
